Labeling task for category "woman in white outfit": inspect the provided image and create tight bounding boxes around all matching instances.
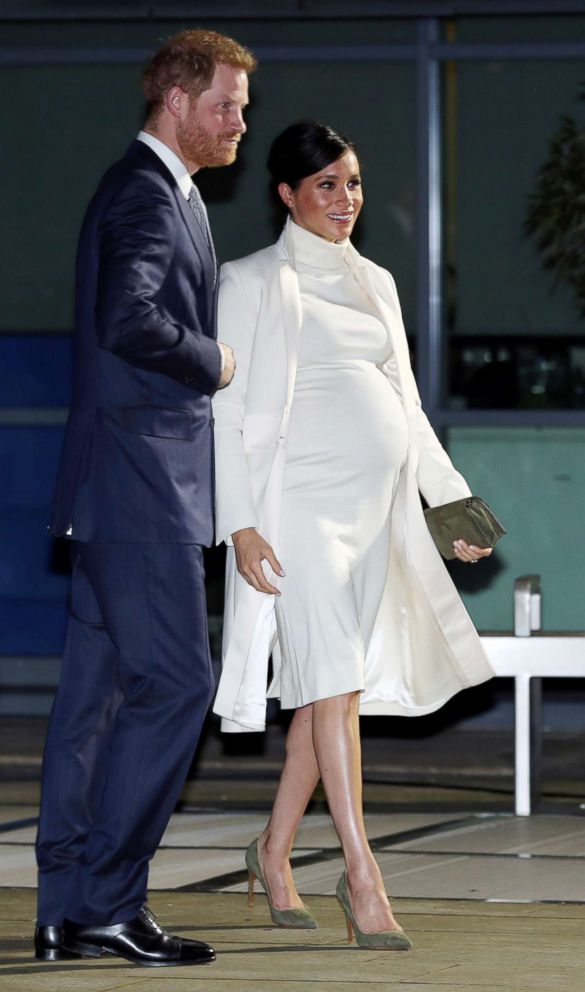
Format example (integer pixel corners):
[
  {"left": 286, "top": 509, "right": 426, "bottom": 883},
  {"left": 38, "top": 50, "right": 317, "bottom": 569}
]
[{"left": 213, "top": 122, "right": 493, "bottom": 949}]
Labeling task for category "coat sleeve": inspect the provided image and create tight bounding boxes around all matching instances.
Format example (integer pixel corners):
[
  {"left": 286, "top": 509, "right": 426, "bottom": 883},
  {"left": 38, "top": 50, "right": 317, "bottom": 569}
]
[
  {"left": 95, "top": 176, "right": 222, "bottom": 395},
  {"left": 383, "top": 269, "right": 472, "bottom": 508},
  {"left": 414, "top": 407, "right": 472, "bottom": 507},
  {"left": 212, "top": 261, "right": 261, "bottom": 545}
]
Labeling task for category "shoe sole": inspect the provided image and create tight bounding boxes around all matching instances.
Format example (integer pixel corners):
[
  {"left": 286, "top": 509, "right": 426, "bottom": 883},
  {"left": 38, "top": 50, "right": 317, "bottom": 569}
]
[
  {"left": 63, "top": 940, "right": 215, "bottom": 967},
  {"left": 34, "top": 948, "right": 82, "bottom": 962}
]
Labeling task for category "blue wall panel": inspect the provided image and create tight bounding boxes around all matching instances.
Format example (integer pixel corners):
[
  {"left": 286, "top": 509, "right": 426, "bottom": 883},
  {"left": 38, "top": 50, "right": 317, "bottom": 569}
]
[
  {"left": 1, "top": 425, "right": 64, "bottom": 508},
  {"left": 1, "top": 426, "right": 69, "bottom": 655},
  {"left": 0, "top": 335, "right": 72, "bottom": 407},
  {"left": 0, "top": 600, "right": 67, "bottom": 655}
]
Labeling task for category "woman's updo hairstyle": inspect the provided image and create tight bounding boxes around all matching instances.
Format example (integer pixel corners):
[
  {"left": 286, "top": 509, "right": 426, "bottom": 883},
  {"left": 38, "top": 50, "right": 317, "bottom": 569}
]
[{"left": 267, "top": 120, "right": 356, "bottom": 203}]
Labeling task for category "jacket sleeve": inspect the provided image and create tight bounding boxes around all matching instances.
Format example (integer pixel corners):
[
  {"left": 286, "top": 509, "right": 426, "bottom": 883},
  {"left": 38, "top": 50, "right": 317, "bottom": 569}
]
[
  {"left": 212, "top": 261, "right": 261, "bottom": 544},
  {"left": 95, "top": 177, "right": 222, "bottom": 395},
  {"left": 383, "top": 269, "right": 472, "bottom": 507}
]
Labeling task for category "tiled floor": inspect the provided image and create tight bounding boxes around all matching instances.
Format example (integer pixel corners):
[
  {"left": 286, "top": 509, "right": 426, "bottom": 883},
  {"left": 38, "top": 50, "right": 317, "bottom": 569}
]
[
  {"left": 1, "top": 888, "right": 585, "bottom": 992},
  {"left": 1, "top": 792, "right": 585, "bottom": 990},
  {"left": 2, "top": 805, "right": 585, "bottom": 902}
]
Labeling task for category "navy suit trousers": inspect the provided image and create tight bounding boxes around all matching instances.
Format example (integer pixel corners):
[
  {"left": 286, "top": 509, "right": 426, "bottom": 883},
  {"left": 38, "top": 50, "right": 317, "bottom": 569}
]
[{"left": 36, "top": 541, "right": 214, "bottom": 925}]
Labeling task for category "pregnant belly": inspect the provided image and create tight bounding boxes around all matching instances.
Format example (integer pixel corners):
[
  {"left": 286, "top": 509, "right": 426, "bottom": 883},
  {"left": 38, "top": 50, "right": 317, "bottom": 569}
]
[{"left": 284, "top": 362, "right": 409, "bottom": 495}]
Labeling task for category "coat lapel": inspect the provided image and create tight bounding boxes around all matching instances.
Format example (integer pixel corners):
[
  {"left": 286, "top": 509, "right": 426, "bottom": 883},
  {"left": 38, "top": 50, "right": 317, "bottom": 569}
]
[
  {"left": 348, "top": 249, "right": 417, "bottom": 423},
  {"left": 278, "top": 261, "right": 303, "bottom": 416},
  {"left": 215, "top": 231, "right": 302, "bottom": 729},
  {"left": 276, "top": 221, "right": 304, "bottom": 429}
]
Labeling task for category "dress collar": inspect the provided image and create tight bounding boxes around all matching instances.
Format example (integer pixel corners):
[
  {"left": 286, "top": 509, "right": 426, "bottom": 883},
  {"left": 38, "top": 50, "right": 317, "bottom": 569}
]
[{"left": 286, "top": 218, "right": 349, "bottom": 271}]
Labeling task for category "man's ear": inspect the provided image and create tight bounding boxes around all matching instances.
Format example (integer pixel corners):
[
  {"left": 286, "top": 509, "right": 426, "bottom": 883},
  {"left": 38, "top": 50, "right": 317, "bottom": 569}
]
[{"left": 165, "top": 86, "right": 188, "bottom": 120}]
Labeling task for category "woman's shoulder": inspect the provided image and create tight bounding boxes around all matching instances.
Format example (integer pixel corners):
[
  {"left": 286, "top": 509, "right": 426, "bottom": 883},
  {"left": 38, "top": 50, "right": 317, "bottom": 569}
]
[
  {"left": 359, "top": 252, "right": 396, "bottom": 282},
  {"left": 356, "top": 252, "right": 399, "bottom": 300},
  {"left": 221, "top": 241, "right": 280, "bottom": 280}
]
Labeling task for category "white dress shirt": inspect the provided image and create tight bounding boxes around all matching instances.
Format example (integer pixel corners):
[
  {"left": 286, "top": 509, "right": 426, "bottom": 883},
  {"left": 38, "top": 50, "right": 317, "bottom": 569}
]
[{"left": 137, "top": 130, "right": 194, "bottom": 200}]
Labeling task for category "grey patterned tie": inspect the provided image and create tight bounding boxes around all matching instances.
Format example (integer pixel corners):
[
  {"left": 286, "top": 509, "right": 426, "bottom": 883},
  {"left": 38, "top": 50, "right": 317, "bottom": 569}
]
[{"left": 188, "top": 184, "right": 217, "bottom": 276}]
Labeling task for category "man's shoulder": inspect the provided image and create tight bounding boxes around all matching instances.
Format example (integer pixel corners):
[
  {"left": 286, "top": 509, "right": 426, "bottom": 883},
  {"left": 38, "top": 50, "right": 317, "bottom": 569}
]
[{"left": 92, "top": 142, "right": 175, "bottom": 207}]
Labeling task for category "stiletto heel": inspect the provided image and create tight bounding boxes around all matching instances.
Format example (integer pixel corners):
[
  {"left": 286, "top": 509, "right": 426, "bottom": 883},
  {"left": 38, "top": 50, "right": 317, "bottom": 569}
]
[
  {"left": 247, "top": 869, "right": 256, "bottom": 907},
  {"left": 336, "top": 873, "right": 412, "bottom": 951},
  {"left": 245, "top": 838, "right": 318, "bottom": 929}
]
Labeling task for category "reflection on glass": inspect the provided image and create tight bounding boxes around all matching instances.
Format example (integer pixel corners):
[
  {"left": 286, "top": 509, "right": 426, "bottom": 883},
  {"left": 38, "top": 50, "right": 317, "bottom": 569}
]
[{"left": 448, "top": 338, "right": 585, "bottom": 410}]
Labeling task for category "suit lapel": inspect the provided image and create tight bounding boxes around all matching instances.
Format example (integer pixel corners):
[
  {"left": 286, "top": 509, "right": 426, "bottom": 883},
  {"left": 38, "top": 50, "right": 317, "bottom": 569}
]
[{"left": 126, "top": 141, "right": 216, "bottom": 281}]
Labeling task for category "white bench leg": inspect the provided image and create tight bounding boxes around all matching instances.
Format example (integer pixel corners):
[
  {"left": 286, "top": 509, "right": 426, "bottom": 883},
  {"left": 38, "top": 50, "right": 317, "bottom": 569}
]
[{"left": 515, "top": 674, "right": 531, "bottom": 816}]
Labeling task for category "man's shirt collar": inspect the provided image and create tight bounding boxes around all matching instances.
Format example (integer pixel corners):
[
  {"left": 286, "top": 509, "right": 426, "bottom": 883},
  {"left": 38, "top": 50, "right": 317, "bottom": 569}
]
[{"left": 137, "top": 130, "right": 193, "bottom": 200}]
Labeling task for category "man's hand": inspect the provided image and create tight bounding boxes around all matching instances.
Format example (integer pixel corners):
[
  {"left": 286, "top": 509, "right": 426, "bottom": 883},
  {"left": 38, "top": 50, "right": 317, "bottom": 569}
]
[
  {"left": 217, "top": 343, "right": 236, "bottom": 388},
  {"left": 232, "top": 527, "right": 285, "bottom": 595}
]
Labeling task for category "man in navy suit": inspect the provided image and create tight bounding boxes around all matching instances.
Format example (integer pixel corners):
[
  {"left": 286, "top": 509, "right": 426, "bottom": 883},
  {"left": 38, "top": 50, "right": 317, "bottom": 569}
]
[{"left": 34, "top": 30, "right": 256, "bottom": 967}]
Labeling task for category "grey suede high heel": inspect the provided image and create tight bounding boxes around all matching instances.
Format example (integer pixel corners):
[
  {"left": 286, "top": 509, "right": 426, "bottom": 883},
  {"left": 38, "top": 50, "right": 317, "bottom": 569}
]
[
  {"left": 336, "top": 873, "right": 412, "bottom": 950},
  {"left": 245, "top": 838, "right": 318, "bottom": 929}
]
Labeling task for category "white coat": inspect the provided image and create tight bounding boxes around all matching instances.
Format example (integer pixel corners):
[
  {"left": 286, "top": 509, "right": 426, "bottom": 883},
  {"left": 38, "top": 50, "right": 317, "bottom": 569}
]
[{"left": 212, "top": 222, "right": 493, "bottom": 732}]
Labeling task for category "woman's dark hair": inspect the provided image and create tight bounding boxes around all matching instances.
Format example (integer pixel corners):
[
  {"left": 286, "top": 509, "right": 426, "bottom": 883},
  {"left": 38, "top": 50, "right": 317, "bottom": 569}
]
[{"left": 267, "top": 121, "right": 357, "bottom": 197}]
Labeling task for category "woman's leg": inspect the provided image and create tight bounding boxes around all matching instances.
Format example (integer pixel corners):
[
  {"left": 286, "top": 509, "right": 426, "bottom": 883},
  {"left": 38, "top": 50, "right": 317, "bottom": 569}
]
[
  {"left": 312, "top": 691, "right": 399, "bottom": 933},
  {"left": 257, "top": 703, "right": 320, "bottom": 910}
]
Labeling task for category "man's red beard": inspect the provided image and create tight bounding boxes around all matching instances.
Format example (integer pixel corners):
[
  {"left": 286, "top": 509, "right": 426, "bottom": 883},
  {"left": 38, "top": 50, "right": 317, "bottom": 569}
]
[{"left": 177, "top": 117, "right": 240, "bottom": 169}]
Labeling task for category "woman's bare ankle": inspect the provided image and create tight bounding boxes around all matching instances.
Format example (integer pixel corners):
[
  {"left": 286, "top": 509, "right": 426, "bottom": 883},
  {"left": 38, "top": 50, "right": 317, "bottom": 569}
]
[
  {"left": 259, "top": 831, "right": 293, "bottom": 863},
  {"left": 346, "top": 877, "right": 399, "bottom": 932},
  {"left": 256, "top": 833, "right": 304, "bottom": 911},
  {"left": 345, "top": 857, "right": 384, "bottom": 892}
]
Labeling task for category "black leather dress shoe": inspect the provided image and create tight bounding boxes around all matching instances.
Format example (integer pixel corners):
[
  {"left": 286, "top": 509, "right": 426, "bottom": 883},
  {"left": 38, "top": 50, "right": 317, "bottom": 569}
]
[
  {"left": 34, "top": 925, "right": 81, "bottom": 961},
  {"left": 62, "top": 906, "right": 215, "bottom": 967}
]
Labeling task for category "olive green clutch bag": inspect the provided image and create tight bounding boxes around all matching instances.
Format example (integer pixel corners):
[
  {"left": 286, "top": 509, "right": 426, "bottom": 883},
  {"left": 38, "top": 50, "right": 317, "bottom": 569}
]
[{"left": 424, "top": 496, "right": 506, "bottom": 560}]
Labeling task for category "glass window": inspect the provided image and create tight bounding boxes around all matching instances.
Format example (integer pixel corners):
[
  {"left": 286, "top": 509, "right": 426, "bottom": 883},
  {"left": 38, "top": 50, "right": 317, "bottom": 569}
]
[
  {"left": 443, "top": 59, "right": 585, "bottom": 409},
  {"left": 447, "top": 15, "right": 585, "bottom": 44},
  {"left": 0, "top": 65, "right": 144, "bottom": 331},
  {"left": 1, "top": 53, "right": 416, "bottom": 333},
  {"left": 206, "top": 59, "right": 418, "bottom": 334},
  {"left": 447, "top": 427, "right": 585, "bottom": 631}
]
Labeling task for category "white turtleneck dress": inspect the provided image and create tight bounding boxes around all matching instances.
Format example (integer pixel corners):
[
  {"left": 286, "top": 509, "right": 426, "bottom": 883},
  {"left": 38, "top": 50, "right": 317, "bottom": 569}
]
[{"left": 269, "top": 222, "right": 410, "bottom": 709}]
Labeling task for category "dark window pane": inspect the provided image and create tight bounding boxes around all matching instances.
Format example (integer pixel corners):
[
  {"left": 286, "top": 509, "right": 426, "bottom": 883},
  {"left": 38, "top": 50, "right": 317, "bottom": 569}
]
[
  {"left": 444, "top": 60, "right": 585, "bottom": 409},
  {"left": 448, "top": 15, "right": 585, "bottom": 44}
]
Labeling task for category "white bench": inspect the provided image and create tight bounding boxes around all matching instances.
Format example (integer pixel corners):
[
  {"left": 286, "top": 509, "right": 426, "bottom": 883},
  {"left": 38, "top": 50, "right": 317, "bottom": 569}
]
[{"left": 480, "top": 576, "right": 585, "bottom": 816}]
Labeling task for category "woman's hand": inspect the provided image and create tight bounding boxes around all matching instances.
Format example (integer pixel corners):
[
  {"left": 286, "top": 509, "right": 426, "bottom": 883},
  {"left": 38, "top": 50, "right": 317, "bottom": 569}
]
[
  {"left": 232, "top": 527, "right": 285, "bottom": 595},
  {"left": 452, "top": 539, "right": 492, "bottom": 564}
]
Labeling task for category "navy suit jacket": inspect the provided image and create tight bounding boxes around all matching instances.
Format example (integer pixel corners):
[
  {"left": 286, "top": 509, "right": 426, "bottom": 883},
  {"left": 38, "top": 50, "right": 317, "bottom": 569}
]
[{"left": 51, "top": 140, "right": 222, "bottom": 545}]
